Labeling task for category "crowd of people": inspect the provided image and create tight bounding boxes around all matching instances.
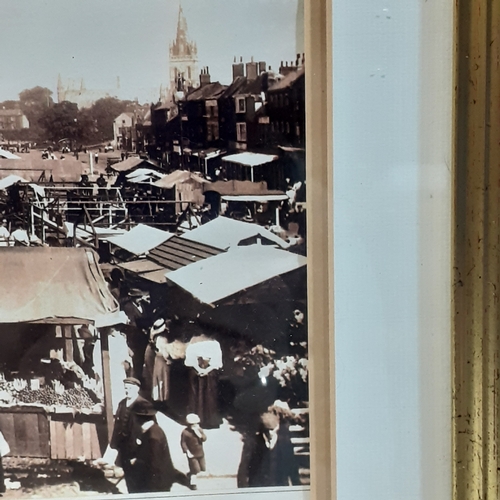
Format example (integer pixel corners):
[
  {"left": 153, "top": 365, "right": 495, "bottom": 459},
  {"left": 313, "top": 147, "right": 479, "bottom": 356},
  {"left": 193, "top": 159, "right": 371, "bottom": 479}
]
[{"left": 90, "top": 267, "right": 308, "bottom": 493}]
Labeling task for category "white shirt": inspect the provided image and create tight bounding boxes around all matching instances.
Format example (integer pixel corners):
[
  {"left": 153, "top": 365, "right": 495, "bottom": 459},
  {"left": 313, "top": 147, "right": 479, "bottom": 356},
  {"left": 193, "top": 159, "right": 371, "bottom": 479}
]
[
  {"left": 185, "top": 339, "right": 223, "bottom": 371},
  {"left": 0, "top": 226, "right": 10, "bottom": 247}
]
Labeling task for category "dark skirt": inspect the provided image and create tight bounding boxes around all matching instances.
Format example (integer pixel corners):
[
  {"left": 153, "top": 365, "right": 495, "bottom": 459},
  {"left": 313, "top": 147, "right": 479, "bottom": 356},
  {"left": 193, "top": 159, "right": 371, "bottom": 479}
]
[{"left": 187, "top": 369, "right": 221, "bottom": 429}]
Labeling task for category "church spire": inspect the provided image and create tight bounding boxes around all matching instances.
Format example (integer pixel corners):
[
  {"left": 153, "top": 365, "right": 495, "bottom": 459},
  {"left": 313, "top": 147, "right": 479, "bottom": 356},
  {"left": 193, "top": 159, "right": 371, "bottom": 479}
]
[{"left": 167, "top": 1, "right": 199, "bottom": 100}]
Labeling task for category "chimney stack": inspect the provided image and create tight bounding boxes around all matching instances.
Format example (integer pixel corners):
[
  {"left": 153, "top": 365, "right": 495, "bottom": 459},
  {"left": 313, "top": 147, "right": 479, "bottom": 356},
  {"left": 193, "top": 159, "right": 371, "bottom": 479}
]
[
  {"left": 246, "top": 57, "right": 258, "bottom": 80},
  {"left": 258, "top": 61, "right": 266, "bottom": 74},
  {"left": 200, "top": 66, "right": 211, "bottom": 86},
  {"left": 232, "top": 56, "right": 244, "bottom": 80}
]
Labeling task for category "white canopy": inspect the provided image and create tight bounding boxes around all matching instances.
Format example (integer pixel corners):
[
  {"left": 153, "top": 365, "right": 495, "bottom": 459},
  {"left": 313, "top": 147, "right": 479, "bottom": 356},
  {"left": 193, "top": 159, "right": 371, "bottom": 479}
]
[
  {"left": 0, "top": 174, "right": 29, "bottom": 190},
  {"left": 106, "top": 224, "right": 173, "bottom": 256},
  {"left": 181, "top": 216, "right": 289, "bottom": 250},
  {"left": 222, "top": 152, "right": 278, "bottom": 167},
  {"left": 167, "top": 245, "right": 306, "bottom": 304},
  {"left": 0, "top": 149, "right": 21, "bottom": 160}
]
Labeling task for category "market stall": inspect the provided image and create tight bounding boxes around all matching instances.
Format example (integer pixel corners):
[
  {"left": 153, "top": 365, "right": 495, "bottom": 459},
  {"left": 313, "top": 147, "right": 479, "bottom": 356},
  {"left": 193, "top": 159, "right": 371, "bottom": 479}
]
[{"left": 0, "top": 247, "right": 124, "bottom": 460}]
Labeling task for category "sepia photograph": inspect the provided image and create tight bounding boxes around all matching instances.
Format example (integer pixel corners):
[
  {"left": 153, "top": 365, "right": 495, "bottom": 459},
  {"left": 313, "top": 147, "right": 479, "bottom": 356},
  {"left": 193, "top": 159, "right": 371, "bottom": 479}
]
[{"left": 0, "top": 0, "right": 309, "bottom": 497}]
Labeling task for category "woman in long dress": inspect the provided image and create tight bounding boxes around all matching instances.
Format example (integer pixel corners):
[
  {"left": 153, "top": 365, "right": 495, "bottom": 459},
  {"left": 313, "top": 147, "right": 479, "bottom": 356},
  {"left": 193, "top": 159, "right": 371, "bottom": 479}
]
[
  {"left": 184, "top": 336, "right": 223, "bottom": 429},
  {"left": 152, "top": 335, "right": 171, "bottom": 402}
]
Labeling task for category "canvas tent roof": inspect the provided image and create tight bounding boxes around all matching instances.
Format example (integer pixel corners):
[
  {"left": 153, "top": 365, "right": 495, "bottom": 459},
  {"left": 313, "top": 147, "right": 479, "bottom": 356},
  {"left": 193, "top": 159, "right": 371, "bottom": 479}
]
[
  {"left": 0, "top": 174, "right": 29, "bottom": 190},
  {"left": 222, "top": 152, "right": 278, "bottom": 168},
  {"left": 221, "top": 194, "right": 288, "bottom": 202},
  {"left": 106, "top": 224, "right": 174, "bottom": 256},
  {"left": 0, "top": 247, "right": 121, "bottom": 325},
  {"left": 167, "top": 245, "right": 307, "bottom": 304},
  {"left": 180, "top": 216, "right": 289, "bottom": 250},
  {"left": 0, "top": 149, "right": 21, "bottom": 160},
  {"left": 126, "top": 168, "right": 164, "bottom": 184},
  {"left": 110, "top": 157, "right": 156, "bottom": 172},
  {"left": 0, "top": 158, "right": 84, "bottom": 182},
  {"left": 206, "top": 180, "right": 284, "bottom": 197},
  {"left": 154, "top": 170, "right": 210, "bottom": 189}
]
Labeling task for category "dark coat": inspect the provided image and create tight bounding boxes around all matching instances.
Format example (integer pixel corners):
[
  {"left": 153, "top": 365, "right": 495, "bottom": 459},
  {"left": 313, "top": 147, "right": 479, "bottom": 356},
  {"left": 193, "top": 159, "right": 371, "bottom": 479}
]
[
  {"left": 110, "top": 396, "right": 150, "bottom": 463},
  {"left": 132, "top": 423, "right": 189, "bottom": 492},
  {"left": 180, "top": 427, "right": 207, "bottom": 458},
  {"left": 240, "top": 426, "right": 301, "bottom": 488}
]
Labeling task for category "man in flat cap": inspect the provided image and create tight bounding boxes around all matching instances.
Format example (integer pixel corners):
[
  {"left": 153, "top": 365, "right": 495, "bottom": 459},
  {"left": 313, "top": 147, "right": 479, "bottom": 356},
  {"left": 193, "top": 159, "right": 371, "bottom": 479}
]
[{"left": 108, "top": 377, "right": 150, "bottom": 493}]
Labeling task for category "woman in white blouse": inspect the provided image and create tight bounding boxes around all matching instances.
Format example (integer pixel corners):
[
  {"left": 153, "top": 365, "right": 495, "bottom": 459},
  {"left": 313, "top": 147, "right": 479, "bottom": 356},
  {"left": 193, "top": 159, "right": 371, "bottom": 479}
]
[{"left": 184, "top": 336, "right": 223, "bottom": 429}]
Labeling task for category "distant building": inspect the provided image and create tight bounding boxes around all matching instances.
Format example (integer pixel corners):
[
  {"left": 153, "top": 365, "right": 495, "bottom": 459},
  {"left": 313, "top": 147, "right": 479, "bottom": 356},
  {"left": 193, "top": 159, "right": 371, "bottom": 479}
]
[
  {"left": 218, "top": 57, "right": 270, "bottom": 151},
  {"left": 0, "top": 109, "right": 29, "bottom": 131},
  {"left": 113, "top": 107, "right": 150, "bottom": 151},
  {"left": 57, "top": 75, "right": 120, "bottom": 109},
  {"left": 168, "top": 5, "right": 199, "bottom": 99},
  {"left": 267, "top": 57, "right": 305, "bottom": 149}
]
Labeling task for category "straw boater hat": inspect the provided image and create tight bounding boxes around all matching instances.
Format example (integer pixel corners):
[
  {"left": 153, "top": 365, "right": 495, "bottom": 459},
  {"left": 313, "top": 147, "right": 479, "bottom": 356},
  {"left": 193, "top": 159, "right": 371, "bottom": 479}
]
[
  {"left": 186, "top": 413, "right": 200, "bottom": 425},
  {"left": 151, "top": 318, "right": 166, "bottom": 337}
]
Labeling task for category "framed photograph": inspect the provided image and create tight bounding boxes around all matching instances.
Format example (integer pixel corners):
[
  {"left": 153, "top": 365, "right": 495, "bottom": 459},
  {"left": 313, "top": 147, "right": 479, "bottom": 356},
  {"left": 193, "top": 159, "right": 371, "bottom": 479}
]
[{"left": 0, "top": 0, "right": 332, "bottom": 499}]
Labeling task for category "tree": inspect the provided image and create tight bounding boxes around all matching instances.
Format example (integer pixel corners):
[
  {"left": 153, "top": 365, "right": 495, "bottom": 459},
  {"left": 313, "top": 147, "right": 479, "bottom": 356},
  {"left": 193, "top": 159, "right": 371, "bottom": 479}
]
[
  {"left": 0, "top": 100, "right": 20, "bottom": 110},
  {"left": 88, "top": 97, "right": 132, "bottom": 142},
  {"left": 38, "top": 101, "right": 79, "bottom": 144},
  {"left": 19, "top": 87, "right": 54, "bottom": 140}
]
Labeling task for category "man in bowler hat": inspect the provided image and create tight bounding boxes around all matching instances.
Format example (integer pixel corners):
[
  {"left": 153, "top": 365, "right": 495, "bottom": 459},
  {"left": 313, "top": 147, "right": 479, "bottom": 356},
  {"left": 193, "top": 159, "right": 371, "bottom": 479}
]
[{"left": 131, "top": 400, "right": 190, "bottom": 492}]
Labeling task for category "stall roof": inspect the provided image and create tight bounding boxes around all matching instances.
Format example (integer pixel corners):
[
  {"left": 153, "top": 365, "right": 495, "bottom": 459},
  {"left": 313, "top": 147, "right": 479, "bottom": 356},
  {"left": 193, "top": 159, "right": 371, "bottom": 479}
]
[
  {"left": 222, "top": 152, "right": 278, "bottom": 168},
  {"left": 206, "top": 180, "right": 284, "bottom": 196},
  {"left": 107, "top": 224, "right": 174, "bottom": 256},
  {"left": 0, "top": 158, "right": 84, "bottom": 182},
  {"left": 147, "top": 235, "right": 222, "bottom": 271},
  {"left": 181, "top": 216, "right": 289, "bottom": 250},
  {"left": 154, "top": 170, "right": 210, "bottom": 189},
  {"left": 117, "top": 235, "right": 223, "bottom": 283},
  {"left": 0, "top": 248, "right": 121, "bottom": 325},
  {"left": 118, "top": 259, "right": 165, "bottom": 274},
  {"left": 221, "top": 194, "right": 288, "bottom": 202},
  {"left": 126, "top": 168, "right": 164, "bottom": 184},
  {"left": 0, "top": 149, "right": 21, "bottom": 160},
  {"left": 0, "top": 174, "right": 29, "bottom": 190},
  {"left": 167, "top": 245, "right": 307, "bottom": 304},
  {"left": 110, "top": 157, "right": 157, "bottom": 172}
]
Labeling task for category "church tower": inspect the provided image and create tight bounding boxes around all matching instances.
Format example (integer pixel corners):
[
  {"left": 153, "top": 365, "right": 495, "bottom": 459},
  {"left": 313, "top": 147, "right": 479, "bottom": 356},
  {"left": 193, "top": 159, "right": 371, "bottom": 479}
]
[{"left": 169, "top": 4, "right": 199, "bottom": 96}]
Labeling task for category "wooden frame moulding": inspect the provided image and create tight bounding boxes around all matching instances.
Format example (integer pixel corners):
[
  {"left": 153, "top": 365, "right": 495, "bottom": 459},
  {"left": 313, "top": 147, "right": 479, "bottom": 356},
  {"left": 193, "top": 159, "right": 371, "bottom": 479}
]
[
  {"left": 454, "top": 0, "right": 500, "bottom": 498},
  {"left": 306, "top": 0, "right": 335, "bottom": 499}
]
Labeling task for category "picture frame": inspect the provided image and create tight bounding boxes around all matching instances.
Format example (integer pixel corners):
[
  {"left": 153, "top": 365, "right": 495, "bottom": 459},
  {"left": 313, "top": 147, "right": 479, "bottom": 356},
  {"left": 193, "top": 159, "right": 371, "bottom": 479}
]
[{"left": 0, "top": 0, "right": 335, "bottom": 499}]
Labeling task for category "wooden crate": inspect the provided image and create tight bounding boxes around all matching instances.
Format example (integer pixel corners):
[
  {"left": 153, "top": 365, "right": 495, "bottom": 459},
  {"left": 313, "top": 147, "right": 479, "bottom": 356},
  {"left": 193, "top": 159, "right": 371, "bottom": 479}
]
[
  {"left": 49, "top": 413, "right": 105, "bottom": 460},
  {"left": 0, "top": 407, "right": 50, "bottom": 458}
]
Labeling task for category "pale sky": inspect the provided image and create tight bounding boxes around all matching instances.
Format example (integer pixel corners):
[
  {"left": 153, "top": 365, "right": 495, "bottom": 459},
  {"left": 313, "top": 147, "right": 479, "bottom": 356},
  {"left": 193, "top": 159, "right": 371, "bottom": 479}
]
[{"left": 0, "top": 0, "right": 301, "bottom": 104}]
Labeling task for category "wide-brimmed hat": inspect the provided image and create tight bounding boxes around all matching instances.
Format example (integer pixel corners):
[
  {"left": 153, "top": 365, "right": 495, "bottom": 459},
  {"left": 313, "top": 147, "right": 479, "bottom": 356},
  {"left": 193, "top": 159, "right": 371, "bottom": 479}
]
[
  {"left": 186, "top": 413, "right": 200, "bottom": 425},
  {"left": 123, "top": 377, "right": 141, "bottom": 387}
]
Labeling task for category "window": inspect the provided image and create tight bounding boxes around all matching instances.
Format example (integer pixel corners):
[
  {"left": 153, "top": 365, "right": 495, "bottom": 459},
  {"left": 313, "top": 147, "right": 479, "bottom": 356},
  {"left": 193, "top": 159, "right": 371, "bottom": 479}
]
[
  {"left": 296, "top": 123, "right": 301, "bottom": 136},
  {"left": 286, "top": 122, "right": 290, "bottom": 134},
  {"left": 236, "top": 97, "right": 246, "bottom": 113},
  {"left": 236, "top": 122, "right": 247, "bottom": 142}
]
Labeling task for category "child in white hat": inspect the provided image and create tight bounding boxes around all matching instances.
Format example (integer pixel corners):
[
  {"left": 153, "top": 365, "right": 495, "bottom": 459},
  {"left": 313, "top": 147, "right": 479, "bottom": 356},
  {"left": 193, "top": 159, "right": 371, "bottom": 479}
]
[{"left": 180, "top": 413, "right": 207, "bottom": 490}]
